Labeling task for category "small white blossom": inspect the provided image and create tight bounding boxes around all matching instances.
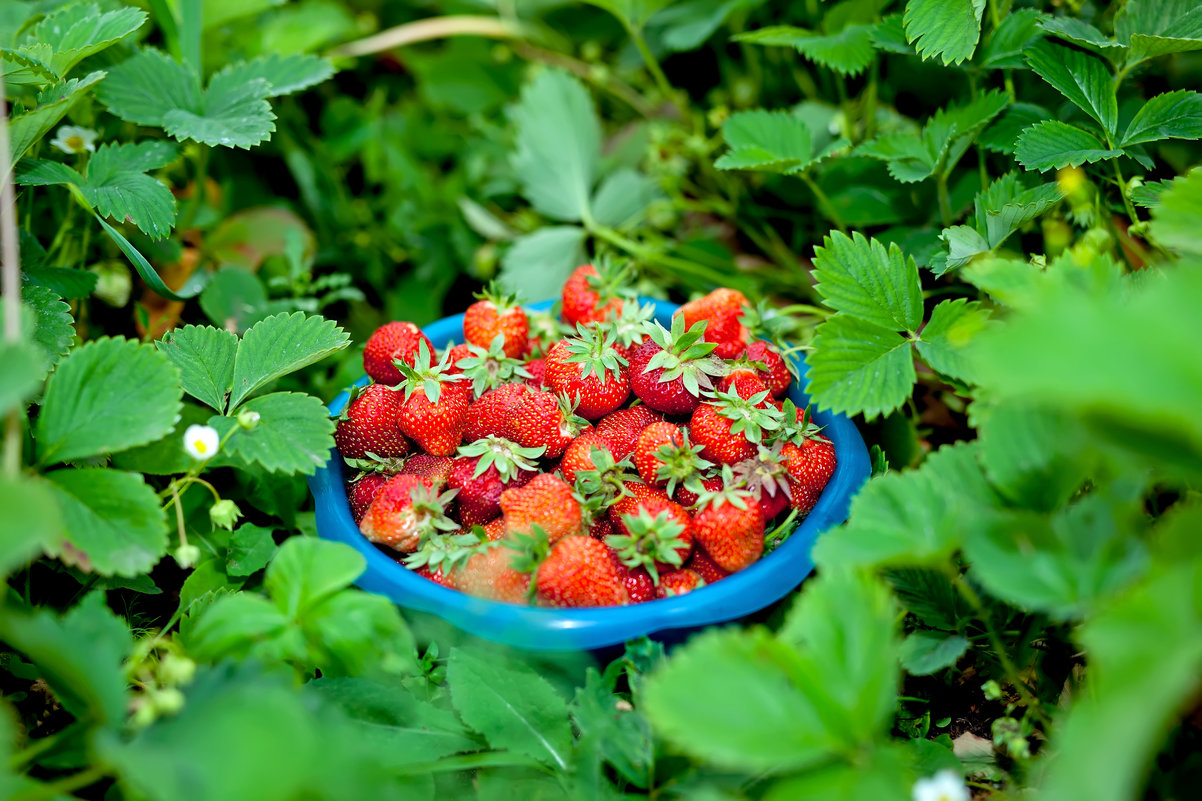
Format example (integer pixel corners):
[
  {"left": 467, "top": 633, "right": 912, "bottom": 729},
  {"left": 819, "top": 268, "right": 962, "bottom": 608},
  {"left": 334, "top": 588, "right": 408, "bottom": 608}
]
[
  {"left": 183, "top": 425, "right": 219, "bottom": 460},
  {"left": 50, "top": 125, "right": 99, "bottom": 154},
  {"left": 912, "top": 770, "right": 969, "bottom": 801}
]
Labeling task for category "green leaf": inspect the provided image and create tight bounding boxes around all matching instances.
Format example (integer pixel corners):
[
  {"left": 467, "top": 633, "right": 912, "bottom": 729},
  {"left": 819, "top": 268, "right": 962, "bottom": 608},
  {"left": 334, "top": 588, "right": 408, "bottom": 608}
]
[
  {"left": 643, "top": 626, "right": 834, "bottom": 770},
  {"left": 304, "top": 592, "right": 417, "bottom": 678},
  {"left": 0, "top": 474, "right": 61, "bottom": 578},
  {"left": 212, "top": 392, "right": 335, "bottom": 476},
  {"left": 715, "top": 109, "right": 844, "bottom": 174},
  {"left": 214, "top": 53, "right": 333, "bottom": 97},
  {"left": 36, "top": 337, "right": 182, "bottom": 467},
  {"left": 812, "top": 232, "right": 923, "bottom": 331},
  {"left": 1119, "top": 90, "right": 1202, "bottom": 147},
  {"left": 977, "top": 9, "right": 1045, "bottom": 68},
  {"left": 225, "top": 523, "right": 277, "bottom": 577},
  {"left": 264, "top": 537, "right": 365, "bottom": 618},
  {"left": 903, "top": 0, "right": 986, "bottom": 65},
  {"left": 870, "top": 15, "right": 912, "bottom": 55},
  {"left": 307, "top": 677, "right": 478, "bottom": 767},
  {"left": 980, "top": 183, "right": 1063, "bottom": 250},
  {"left": 498, "top": 226, "right": 586, "bottom": 303},
  {"left": 23, "top": 264, "right": 99, "bottom": 299},
  {"left": 1014, "top": 120, "right": 1122, "bottom": 172},
  {"left": 228, "top": 312, "right": 349, "bottom": 410},
  {"left": 806, "top": 315, "right": 916, "bottom": 421},
  {"left": 184, "top": 594, "right": 293, "bottom": 663},
  {"left": 814, "top": 442, "right": 999, "bottom": 569},
  {"left": 734, "top": 24, "right": 876, "bottom": 76},
  {"left": 1115, "top": 0, "right": 1202, "bottom": 69},
  {"left": 899, "top": 632, "right": 970, "bottom": 676},
  {"left": 937, "top": 225, "right": 989, "bottom": 273},
  {"left": 447, "top": 647, "right": 573, "bottom": 771},
  {"left": 966, "top": 495, "right": 1148, "bottom": 620},
  {"left": 1036, "top": 557, "right": 1202, "bottom": 801},
  {"left": 586, "top": 0, "right": 675, "bottom": 30},
  {"left": 0, "top": 342, "right": 44, "bottom": 416},
  {"left": 112, "top": 403, "right": 213, "bottom": 476},
  {"left": 1149, "top": 166, "right": 1202, "bottom": 254},
  {"left": 43, "top": 468, "right": 168, "bottom": 577},
  {"left": 590, "top": 168, "right": 662, "bottom": 229},
  {"left": 975, "top": 402, "right": 1092, "bottom": 511},
  {"left": 29, "top": 3, "right": 147, "bottom": 77},
  {"left": 17, "top": 283, "right": 74, "bottom": 369},
  {"left": 511, "top": 69, "right": 600, "bottom": 222},
  {"left": 6, "top": 71, "right": 105, "bottom": 173},
  {"left": 856, "top": 132, "right": 941, "bottom": 183},
  {"left": 764, "top": 743, "right": 913, "bottom": 801},
  {"left": 157, "top": 325, "right": 238, "bottom": 412},
  {"left": 97, "top": 49, "right": 277, "bottom": 149},
  {"left": 979, "top": 103, "right": 1050, "bottom": 155},
  {"left": 199, "top": 266, "right": 269, "bottom": 330},
  {"left": 1025, "top": 40, "right": 1117, "bottom": 136},
  {"left": 0, "top": 593, "right": 131, "bottom": 725},
  {"left": 1039, "top": 17, "right": 1126, "bottom": 55},
  {"left": 915, "top": 299, "right": 990, "bottom": 382}
]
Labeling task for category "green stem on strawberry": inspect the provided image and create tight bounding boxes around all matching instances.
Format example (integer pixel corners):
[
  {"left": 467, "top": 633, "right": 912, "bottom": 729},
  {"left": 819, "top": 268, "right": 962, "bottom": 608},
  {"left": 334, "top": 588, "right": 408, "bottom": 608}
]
[{"left": 763, "top": 508, "right": 799, "bottom": 553}]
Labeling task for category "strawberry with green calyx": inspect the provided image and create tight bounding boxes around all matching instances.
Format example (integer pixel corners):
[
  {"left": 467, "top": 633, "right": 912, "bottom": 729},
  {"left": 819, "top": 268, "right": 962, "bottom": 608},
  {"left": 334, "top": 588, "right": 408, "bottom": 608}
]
[
  {"left": 560, "top": 433, "right": 618, "bottom": 485},
  {"left": 691, "top": 472, "right": 765, "bottom": 573},
  {"left": 524, "top": 308, "right": 566, "bottom": 358},
  {"left": 629, "top": 316, "right": 730, "bottom": 414},
  {"left": 463, "top": 382, "right": 532, "bottom": 442},
  {"left": 544, "top": 325, "right": 631, "bottom": 419},
  {"left": 360, "top": 475, "right": 460, "bottom": 554},
  {"left": 634, "top": 421, "right": 714, "bottom": 496},
  {"left": 737, "top": 340, "right": 792, "bottom": 398},
  {"left": 608, "top": 299, "right": 656, "bottom": 359},
  {"left": 576, "top": 490, "right": 616, "bottom": 539},
  {"left": 717, "top": 369, "right": 772, "bottom": 403},
  {"left": 500, "top": 473, "right": 583, "bottom": 543},
  {"left": 464, "top": 283, "right": 529, "bottom": 358},
  {"left": 511, "top": 391, "right": 593, "bottom": 458},
  {"left": 448, "top": 436, "right": 544, "bottom": 526},
  {"left": 614, "top": 561, "right": 656, "bottom": 603},
  {"left": 562, "top": 262, "right": 631, "bottom": 326},
  {"left": 731, "top": 442, "right": 793, "bottom": 520},
  {"left": 607, "top": 505, "right": 695, "bottom": 584},
  {"left": 395, "top": 342, "right": 472, "bottom": 456},
  {"left": 685, "top": 547, "right": 729, "bottom": 585},
  {"left": 454, "top": 335, "right": 534, "bottom": 397},
  {"left": 780, "top": 436, "right": 836, "bottom": 514},
  {"left": 595, "top": 404, "right": 663, "bottom": 461},
  {"left": 334, "top": 384, "right": 411, "bottom": 460},
  {"left": 343, "top": 453, "right": 408, "bottom": 475},
  {"left": 400, "top": 453, "right": 454, "bottom": 489},
  {"left": 347, "top": 471, "right": 393, "bottom": 524},
  {"left": 403, "top": 525, "right": 484, "bottom": 575},
  {"left": 607, "top": 480, "right": 671, "bottom": 524},
  {"left": 690, "top": 387, "right": 786, "bottom": 465},
  {"left": 656, "top": 569, "right": 706, "bottom": 598},
  {"left": 455, "top": 535, "right": 539, "bottom": 604},
  {"left": 674, "top": 472, "right": 723, "bottom": 509},
  {"left": 364, "top": 321, "right": 434, "bottom": 386},
  {"left": 676, "top": 287, "right": 750, "bottom": 359},
  {"left": 444, "top": 343, "right": 476, "bottom": 372},
  {"left": 569, "top": 443, "right": 637, "bottom": 505},
  {"left": 536, "top": 535, "right": 631, "bottom": 608}
]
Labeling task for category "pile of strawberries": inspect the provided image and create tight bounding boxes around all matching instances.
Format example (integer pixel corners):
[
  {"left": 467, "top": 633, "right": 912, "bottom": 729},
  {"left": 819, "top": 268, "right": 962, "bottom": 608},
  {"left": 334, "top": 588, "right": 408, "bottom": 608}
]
[{"left": 335, "top": 264, "right": 836, "bottom": 608}]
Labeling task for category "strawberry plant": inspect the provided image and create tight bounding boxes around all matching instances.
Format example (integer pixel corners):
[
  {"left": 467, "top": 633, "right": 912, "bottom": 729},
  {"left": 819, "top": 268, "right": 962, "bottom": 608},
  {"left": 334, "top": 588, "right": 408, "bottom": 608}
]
[{"left": 4, "top": 0, "right": 1202, "bottom": 800}]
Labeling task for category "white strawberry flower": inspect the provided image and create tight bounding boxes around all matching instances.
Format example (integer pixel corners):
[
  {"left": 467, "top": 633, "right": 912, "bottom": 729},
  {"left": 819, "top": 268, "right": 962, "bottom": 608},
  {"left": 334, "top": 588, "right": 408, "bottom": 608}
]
[
  {"left": 51, "top": 125, "right": 99, "bottom": 154},
  {"left": 183, "top": 425, "right": 220, "bottom": 461},
  {"left": 912, "top": 770, "right": 969, "bottom": 801}
]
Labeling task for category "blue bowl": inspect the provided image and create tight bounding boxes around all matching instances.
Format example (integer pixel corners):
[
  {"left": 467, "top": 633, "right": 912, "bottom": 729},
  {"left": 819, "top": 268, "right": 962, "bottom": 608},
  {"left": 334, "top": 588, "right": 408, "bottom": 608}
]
[{"left": 308, "top": 298, "right": 870, "bottom": 651}]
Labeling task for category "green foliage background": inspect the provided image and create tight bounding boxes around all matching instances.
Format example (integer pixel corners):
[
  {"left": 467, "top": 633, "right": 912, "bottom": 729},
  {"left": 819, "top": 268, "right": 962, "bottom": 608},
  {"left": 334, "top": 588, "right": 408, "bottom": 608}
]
[{"left": 3, "top": 0, "right": 1202, "bottom": 799}]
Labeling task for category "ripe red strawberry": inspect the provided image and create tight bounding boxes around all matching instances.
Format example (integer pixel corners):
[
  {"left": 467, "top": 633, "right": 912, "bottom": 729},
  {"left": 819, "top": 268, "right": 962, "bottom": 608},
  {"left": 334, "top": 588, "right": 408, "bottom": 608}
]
[
  {"left": 686, "top": 548, "right": 729, "bottom": 585},
  {"left": 608, "top": 299, "right": 656, "bottom": 360},
  {"left": 717, "top": 370, "right": 772, "bottom": 404},
  {"left": 400, "top": 453, "right": 454, "bottom": 489},
  {"left": 364, "top": 321, "right": 434, "bottom": 385},
  {"left": 732, "top": 444, "right": 793, "bottom": 520},
  {"left": 524, "top": 358, "right": 546, "bottom": 389},
  {"left": 656, "top": 569, "right": 705, "bottom": 598},
  {"left": 463, "top": 382, "right": 531, "bottom": 442},
  {"left": 451, "top": 337, "right": 533, "bottom": 398},
  {"left": 595, "top": 405, "right": 663, "bottom": 461},
  {"left": 780, "top": 436, "right": 836, "bottom": 514},
  {"left": 675, "top": 472, "right": 723, "bottom": 509},
  {"left": 559, "top": 432, "right": 616, "bottom": 485},
  {"left": 463, "top": 284, "right": 529, "bottom": 359},
  {"left": 741, "top": 340, "right": 791, "bottom": 398},
  {"left": 500, "top": 473, "right": 583, "bottom": 543},
  {"left": 690, "top": 388, "right": 785, "bottom": 465},
  {"left": 455, "top": 544, "right": 532, "bottom": 603},
  {"left": 628, "top": 316, "right": 729, "bottom": 414},
  {"left": 607, "top": 481, "right": 671, "bottom": 524},
  {"left": 536, "top": 536, "right": 630, "bottom": 607},
  {"left": 347, "top": 471, "right": 393, "bottom": 524},
  {"left": 614, "top": 561, "right": 656, "bottom": 603},
  {"left": 608, "top": 501, "right": 695, "bottom": 583},
  {"left": 334, "top": 384, "right": 411, "bottom": 460},
  {"left": 633, "top": 422, "right": 713, "bottom": 495},
  {"left": 562, "top": 264, "right": 626, "bottom": 326},
  {"left": 692, "top": 481, "right": 764, "bottom": 573},
  {"left": 447, "top": 436, "right": 542, "bottom": 526},
  {"left": 359, "top": 475, "right": 458, "bottom": 553},
  {"left": 677, "top": 288, "right": 750, "bottom": 359},
  {"left": 444, "top": 343, "right": 475, "bottom": 373},
  {"left": 511, "top": 391, "right": 592, "bottom": 458},
  {"left": 543, "top": 327, "right": 630, "bottom": 419},
  {"left": 396, "top": 344, "right": 472, "bottom": 456},
  {"left": 414, "top": 565, "right": 456, "bottom": 588}
]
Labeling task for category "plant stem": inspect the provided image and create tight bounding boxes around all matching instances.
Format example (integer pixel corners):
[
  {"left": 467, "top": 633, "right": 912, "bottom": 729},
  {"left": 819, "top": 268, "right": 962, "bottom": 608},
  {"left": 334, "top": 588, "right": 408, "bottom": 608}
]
[
  {"left": 588, "top": 224, "right": 754, "bottom": 294},
  {"left": 176, "top": 146, "right": 211, "bottom": 233},
  {"left": 11, "top": 765, "right": 107, "bottom": 801},
  {"left": 328, "top": 15, "right": 529, "bottom": 59},
  {"left": 951, "top": 571, "right": 1050, "bottom": 725},
  {"left": 800, "top": 172, "right": 848, "bottom": 235},
  {"left": 863, "top": 60, "right": 879, "bottom": 141},
  {"left": 626, "top": 23, "right": 690, "bottom": 124},
  {"left": 8, "top": 723, "right": 83, "bottom": 770},
  {"left": 1110, "top": 157, "right": 1141, "bottom": 230},
  {"left": 388, "top": 751, "right": 554, "bottom": 776},
  {"left": 1, "top": 68, "right": 24, "bottom": 480},
  {"left": 512, "top": 42, "right": 654, "bottom": 117},
  {"left": 936, "top": 174, "right": 953, "bottom": 227}
]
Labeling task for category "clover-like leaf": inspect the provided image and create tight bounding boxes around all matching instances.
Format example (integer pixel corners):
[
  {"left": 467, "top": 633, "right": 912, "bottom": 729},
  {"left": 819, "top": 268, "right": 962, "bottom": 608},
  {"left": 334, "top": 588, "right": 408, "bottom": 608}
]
[{"left": 903, "top": 0, "right": 986, "bottom": 65}]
